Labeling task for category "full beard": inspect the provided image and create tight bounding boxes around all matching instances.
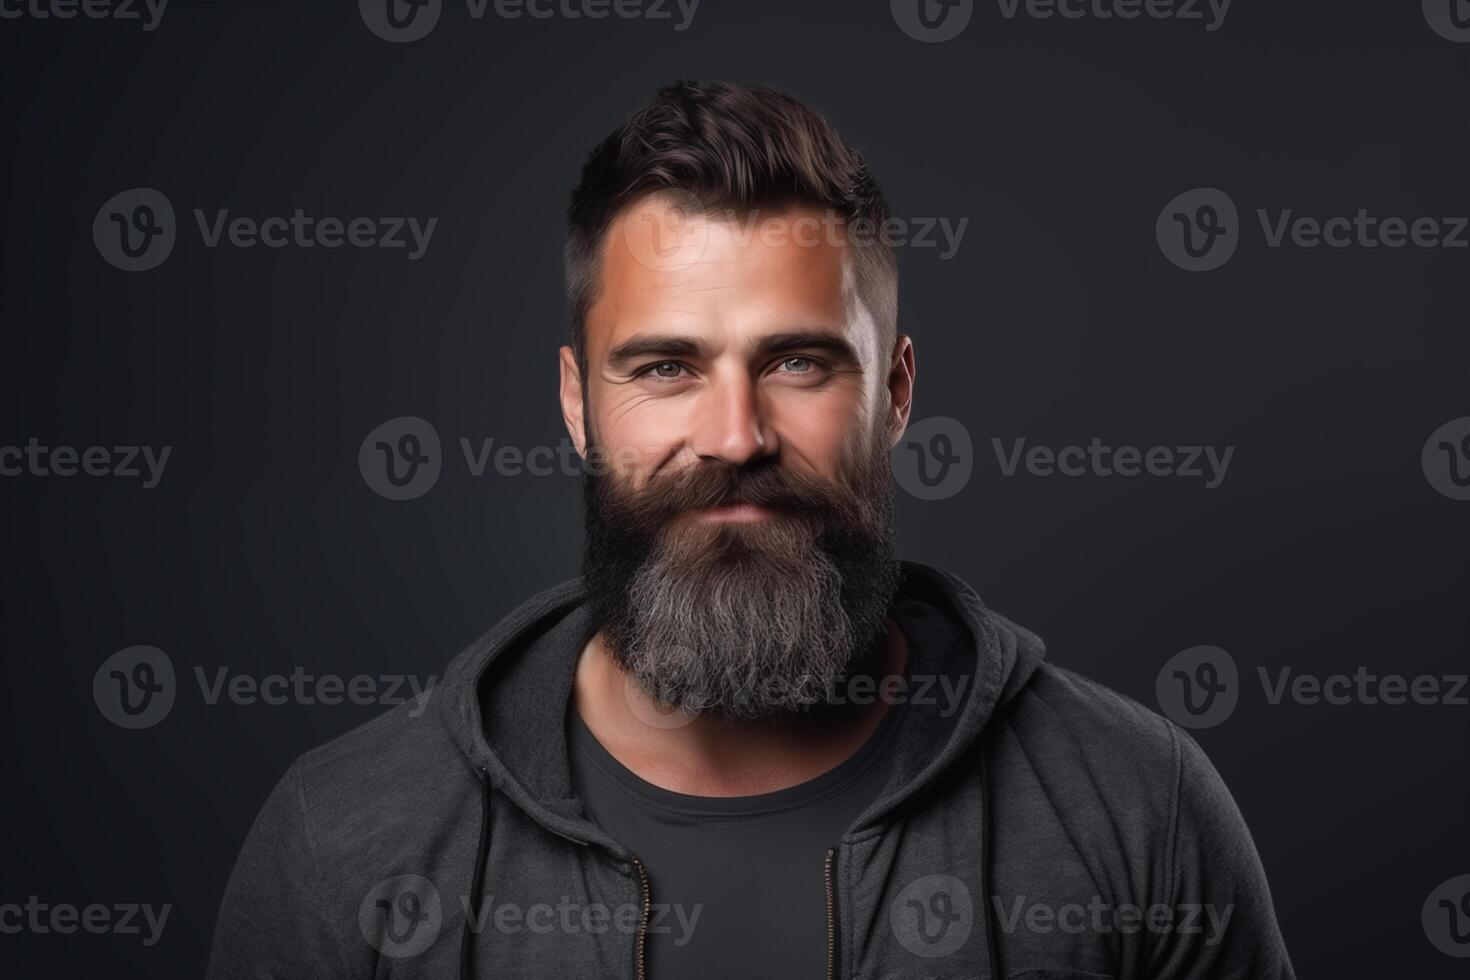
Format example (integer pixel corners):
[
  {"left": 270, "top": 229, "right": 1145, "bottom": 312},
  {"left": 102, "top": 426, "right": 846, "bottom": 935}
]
[{"left": 581, "top": 423, "right": 901, "bottom": 720}]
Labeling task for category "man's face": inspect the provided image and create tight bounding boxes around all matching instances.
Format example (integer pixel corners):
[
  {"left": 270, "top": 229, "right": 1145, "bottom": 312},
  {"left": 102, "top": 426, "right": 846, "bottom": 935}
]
[
  {"left": 563, "top": 194, "right": 907, "bottom": 497},
  {"left": 560, "top": 194, "right": 914, "bottom": 718}
]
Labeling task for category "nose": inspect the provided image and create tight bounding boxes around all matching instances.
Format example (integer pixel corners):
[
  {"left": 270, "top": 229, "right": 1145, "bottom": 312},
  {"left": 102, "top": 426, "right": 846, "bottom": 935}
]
[{"left": 689, "top": 372, "right": 777, "bottom": 468}]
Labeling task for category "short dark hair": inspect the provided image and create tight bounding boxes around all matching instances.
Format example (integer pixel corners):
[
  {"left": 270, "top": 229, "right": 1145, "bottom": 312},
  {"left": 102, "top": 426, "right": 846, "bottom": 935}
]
[{"left": 565, "top": 80, "right": 898, "bottom": 370}]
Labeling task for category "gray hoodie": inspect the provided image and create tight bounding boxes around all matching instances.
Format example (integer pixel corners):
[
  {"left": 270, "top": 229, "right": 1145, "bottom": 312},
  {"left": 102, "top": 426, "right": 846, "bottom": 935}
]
[{"left": 206, "top": 561, "right": 1294, "bottom": 979}]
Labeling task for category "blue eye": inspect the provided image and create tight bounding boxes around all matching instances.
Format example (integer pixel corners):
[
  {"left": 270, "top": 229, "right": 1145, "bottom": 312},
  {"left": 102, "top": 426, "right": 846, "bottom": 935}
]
[{"left": 780, "top": 356, "right": 815, "bottom": 373}]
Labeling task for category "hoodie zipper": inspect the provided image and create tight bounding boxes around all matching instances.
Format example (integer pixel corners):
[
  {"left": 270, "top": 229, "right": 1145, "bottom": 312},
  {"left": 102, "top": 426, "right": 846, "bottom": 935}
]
[
  {"left": 824, "top": 847, "right": 839, "bottom": 980},
  {"left": 632, "top": 856, "right": 651, "bottom": 980}
]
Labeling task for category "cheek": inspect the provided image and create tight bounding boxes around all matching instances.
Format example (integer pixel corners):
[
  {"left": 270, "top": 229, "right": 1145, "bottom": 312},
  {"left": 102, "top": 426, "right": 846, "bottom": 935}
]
[
  {"left": 588, "top": 385, "right": 695, "bottom": 482},
  {"left": 596, "top": 390, "right": 692, "bottom": 444},
  {"left": 769, "top": 388, "right": 872, "bottom": 476}
]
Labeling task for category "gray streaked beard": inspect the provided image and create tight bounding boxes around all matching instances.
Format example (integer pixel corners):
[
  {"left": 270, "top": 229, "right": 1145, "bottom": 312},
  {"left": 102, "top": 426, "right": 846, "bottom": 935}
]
[{"left": 582, "top": 426, "right": 900, "bottom": 720}]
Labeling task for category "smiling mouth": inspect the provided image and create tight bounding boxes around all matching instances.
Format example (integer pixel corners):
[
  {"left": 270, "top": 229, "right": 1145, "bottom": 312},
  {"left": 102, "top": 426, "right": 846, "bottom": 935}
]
[{"left": 691, "top": 501, "right": 773, "bottom": 524}]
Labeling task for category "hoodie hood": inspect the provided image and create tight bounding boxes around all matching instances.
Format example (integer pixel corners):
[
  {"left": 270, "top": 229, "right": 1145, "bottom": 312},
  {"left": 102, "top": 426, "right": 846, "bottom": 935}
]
[{"left": 437, "top": 560, "right": 1045, "bottom": 851}]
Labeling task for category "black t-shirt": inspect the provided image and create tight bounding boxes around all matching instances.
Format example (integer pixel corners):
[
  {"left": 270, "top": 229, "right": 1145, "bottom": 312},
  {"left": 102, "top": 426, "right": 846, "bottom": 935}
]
[{"left": 567, "top": 692, "right": 904, "bottom": 980}]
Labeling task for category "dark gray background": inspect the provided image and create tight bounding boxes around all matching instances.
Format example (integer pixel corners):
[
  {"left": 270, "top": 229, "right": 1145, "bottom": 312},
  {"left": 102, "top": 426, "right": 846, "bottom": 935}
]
[{"left": 1, "top": 0, "right": 1467, "bottom": 976}]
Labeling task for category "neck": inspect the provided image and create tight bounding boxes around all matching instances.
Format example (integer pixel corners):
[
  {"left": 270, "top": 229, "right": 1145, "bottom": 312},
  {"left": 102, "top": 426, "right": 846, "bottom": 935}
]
[{"left": 572, "top": 620, "right": 907, "bottom": 797}]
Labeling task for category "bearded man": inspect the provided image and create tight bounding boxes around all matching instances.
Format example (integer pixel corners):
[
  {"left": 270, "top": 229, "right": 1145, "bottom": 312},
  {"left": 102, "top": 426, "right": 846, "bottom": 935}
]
[{"left": 208, "top": 80, "right": 1294, "bottom": 980}]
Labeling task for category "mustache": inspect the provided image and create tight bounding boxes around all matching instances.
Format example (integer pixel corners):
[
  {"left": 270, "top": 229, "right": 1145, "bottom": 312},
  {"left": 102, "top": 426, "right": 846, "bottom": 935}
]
[{"left": 594, "top": 457, "right": 865, "bottom": 535}]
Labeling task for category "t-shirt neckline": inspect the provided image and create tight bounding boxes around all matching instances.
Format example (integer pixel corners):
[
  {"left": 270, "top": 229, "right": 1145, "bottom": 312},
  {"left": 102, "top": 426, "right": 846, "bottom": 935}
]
[{"left": 568, "top": 679, "right": 909, "bottom": 820}]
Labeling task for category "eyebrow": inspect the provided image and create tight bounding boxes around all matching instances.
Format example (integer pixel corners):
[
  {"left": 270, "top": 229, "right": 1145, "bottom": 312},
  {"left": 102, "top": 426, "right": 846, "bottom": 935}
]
[
  {"left": 605, "top": 330, "right": 860, "bottom": 369},
  {"left": 758, "top": 331, "right": 860, "bottom": 364},
  {"left": 605, "top": 334, "right": 710, "bottom": 368}
]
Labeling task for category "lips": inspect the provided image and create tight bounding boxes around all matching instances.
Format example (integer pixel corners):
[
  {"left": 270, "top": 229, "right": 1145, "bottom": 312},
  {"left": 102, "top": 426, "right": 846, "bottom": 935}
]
[{"left": 692, "top": 501, "right": 772, "bottom": 523}]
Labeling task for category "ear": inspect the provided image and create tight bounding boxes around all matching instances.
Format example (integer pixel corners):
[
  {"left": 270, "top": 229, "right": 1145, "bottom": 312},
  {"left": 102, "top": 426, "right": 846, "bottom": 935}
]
[
  {"left": 885, "top": 333, "right": 916, "bottom": 449},
  {"left": 559, "top": 345, "right": 588, "bottom": 458}
]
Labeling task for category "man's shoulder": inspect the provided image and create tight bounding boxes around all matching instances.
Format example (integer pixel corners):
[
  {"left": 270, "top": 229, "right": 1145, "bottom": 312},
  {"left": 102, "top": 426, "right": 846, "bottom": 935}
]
[
  {"left": 1003, "top": 661, "right": 1189, "bottom": 801},
  {"left": 280, "top": 690, "right": 466, "bottom": 837},
  {"left": 277, "top": 635, "right": 490, "bottom": 833},
  {"left": 1021, "top": 661, "right": 1179, "bottom": 736}
]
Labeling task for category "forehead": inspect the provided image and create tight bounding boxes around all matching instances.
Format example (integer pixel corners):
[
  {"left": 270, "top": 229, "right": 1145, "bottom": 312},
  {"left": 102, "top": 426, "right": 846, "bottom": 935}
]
[{"left": 587, "top": 196, "right": 877, "bottom": 359}]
